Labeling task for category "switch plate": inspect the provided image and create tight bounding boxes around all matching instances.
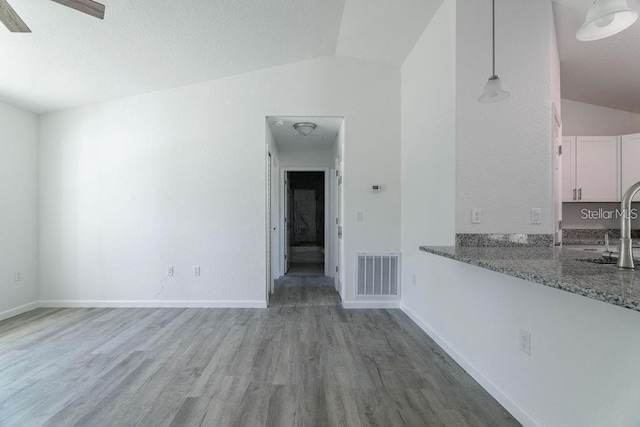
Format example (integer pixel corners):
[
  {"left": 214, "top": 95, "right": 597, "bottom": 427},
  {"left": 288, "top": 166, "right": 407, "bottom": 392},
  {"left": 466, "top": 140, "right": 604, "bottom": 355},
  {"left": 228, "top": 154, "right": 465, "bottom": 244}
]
[
  {"left": 531, "top": 208, "right": 542, "bottom": 224},
  {"left": 194, "top": 266, "right": 201, "bottom": 277},
  {"left": 168, "top": 266, "right": 174, "bottom": 276},
  {"left": 472, "top": 208, "right": 482, "bottom": 224},
  {"left": 519, "top": 329, "right": 531, "bottom": 355},
  {"left": 355, "top": 211, "right": 363, "bottom": 221},
  {"left": 411, "top": 273, "right": 416, "bottom": 285}
]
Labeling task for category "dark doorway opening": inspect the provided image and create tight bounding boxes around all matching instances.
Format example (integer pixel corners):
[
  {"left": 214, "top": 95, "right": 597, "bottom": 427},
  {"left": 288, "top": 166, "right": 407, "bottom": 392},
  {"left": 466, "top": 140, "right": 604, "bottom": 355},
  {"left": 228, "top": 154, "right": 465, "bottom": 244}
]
[{"left": 286, "top": 171, "right": 325, "bottom": 276}]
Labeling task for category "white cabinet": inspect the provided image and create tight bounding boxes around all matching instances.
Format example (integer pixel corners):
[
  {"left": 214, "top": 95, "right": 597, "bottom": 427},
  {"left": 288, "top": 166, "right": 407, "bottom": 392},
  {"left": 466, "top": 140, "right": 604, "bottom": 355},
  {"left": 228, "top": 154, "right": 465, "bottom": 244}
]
[
  {"left": 621, "top": 133, "right": 640, "bottom": 201},
  {"left": 562, "top": 136, "right": 619, "bottom": 202}
]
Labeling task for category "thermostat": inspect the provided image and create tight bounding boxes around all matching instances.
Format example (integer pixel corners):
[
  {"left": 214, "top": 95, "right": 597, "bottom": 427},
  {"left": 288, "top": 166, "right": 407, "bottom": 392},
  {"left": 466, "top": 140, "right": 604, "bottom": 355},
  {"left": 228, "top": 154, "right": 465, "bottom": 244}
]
[{"left": 371, "top": 185, "right": 382, "bottom": 193}]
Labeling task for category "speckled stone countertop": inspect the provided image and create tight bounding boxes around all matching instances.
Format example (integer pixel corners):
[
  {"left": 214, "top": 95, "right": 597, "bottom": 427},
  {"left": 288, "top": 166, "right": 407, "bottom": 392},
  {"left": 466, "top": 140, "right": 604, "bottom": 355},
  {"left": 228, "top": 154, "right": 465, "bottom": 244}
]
[{"left": 420, "top": 246, "right": 640, "bottom": 312}]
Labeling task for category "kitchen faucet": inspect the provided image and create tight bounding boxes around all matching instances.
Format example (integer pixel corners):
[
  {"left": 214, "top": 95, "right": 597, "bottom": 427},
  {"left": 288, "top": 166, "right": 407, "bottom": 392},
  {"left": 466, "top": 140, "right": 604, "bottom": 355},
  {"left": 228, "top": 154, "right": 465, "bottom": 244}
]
[
  {"left": 617, "top": 181, "right": 640, "bottom": 269},
  {"left": 603, "top": 181, "right": 640, "bottom": 269}
]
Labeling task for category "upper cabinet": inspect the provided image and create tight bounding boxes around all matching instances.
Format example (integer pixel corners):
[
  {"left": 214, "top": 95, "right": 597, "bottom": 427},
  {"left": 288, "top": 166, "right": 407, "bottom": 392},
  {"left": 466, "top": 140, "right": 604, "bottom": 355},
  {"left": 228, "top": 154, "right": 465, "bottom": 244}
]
[
  {"left": 563, "top": 136, "right": 620, "bottom": 202},
  {"left": 621, "top": 133, "right": 640, "bottom": 201}
]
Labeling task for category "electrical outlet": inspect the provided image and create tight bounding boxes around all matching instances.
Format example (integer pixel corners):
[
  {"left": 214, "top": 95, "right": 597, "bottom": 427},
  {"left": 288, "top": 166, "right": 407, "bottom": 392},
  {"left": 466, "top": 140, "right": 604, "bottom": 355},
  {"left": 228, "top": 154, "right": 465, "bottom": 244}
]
[
  {"left": 472, "top": 208, "right": 482, "bottom": 224},
  {"left": 14, "top": 271, "right": 22, "bottom": 282},
  {"left": 355, "top": 211, "right": 363, "bottom": 221},
  {"left": 531, "top": 208, "right": 542, "bottom": 224},
  {"left": 194, "top": 266, "right": 200, "bottom": 277},
  {"left": 519, "top": 329, "right": 531, "bottom": 355},
  {"left": 168, "top": 266, "right": 174, "bottom": 276}
]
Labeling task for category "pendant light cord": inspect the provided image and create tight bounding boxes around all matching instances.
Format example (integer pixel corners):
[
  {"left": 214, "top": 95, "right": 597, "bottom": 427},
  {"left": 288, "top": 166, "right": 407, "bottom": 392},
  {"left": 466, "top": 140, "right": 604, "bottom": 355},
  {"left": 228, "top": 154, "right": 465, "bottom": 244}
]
[{"left": 492, "top": 0, "right": 495, "bottom": 76}]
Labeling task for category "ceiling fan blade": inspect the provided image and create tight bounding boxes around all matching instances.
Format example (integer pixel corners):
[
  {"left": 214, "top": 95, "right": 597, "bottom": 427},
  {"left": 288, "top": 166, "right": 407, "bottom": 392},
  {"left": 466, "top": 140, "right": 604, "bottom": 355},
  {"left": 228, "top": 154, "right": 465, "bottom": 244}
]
[
  {"left": 51, "top": 0, "right": 105, "bottom": 20},
  {"left": 0, "top": 0, "right": 31, "bottom": 32}
]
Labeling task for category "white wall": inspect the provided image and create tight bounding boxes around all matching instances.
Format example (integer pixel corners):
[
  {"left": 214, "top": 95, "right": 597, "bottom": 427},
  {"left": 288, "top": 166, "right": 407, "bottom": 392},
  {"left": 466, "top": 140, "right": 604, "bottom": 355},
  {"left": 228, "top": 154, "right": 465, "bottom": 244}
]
[
  {"left": 277, "top": 148, "right": 334, "bottom": 168},
  {"left": 0, "top": 101, "right": 39, "bottom": 320},
  {"left": 550, "top": 23, "right": 561, "bottom": 114},
  {"left": 561, "top": 99, "right": 640, "bottom": 136},
  {"left": 455, "top": 0, "right": 554, "bottom": 234},
  {"left": 403, "top": 253, "right": 640, "bottom": 427},
  {"left": 400, "top": 0, "right": 456, "bottom": 309},
  {"left": 38, "top": 55, "right": 400, "bottom": 306}
]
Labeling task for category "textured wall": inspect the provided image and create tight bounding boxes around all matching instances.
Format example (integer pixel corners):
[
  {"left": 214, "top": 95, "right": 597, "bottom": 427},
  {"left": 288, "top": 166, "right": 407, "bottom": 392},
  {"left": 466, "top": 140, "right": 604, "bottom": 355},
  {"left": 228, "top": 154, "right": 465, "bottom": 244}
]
[
  {"left": 0, "top": 101, "right": 39, "bottom": 319},
  {"left": 455, "top": 0, "right": 554, "bottom": 234},
  {"left": 38, "top": 55, "right": 400, "bottom": 305}
]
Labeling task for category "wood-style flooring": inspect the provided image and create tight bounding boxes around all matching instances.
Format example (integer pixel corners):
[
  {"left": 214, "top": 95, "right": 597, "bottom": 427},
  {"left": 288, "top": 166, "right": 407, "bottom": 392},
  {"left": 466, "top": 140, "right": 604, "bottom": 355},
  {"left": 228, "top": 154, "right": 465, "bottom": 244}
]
[
  {"left": 285, "top": 262, "right": 325, "bottom": 276},
  {"left": 0, "top": 276, "right": 520, "bottom": 426}
]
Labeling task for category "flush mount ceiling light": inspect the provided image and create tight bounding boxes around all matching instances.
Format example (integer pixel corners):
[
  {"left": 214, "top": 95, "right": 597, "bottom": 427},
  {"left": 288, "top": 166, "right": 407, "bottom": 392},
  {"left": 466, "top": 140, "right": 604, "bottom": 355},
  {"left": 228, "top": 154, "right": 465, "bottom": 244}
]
[
  {"left": 478, "top": 0, "right": 510, "bottom": 104},
  {"left": 293, "top": 122, "right": 317, "bottom": 136},
  {"left": 577, "top": 0, "right": 638, "bottom": 41}
]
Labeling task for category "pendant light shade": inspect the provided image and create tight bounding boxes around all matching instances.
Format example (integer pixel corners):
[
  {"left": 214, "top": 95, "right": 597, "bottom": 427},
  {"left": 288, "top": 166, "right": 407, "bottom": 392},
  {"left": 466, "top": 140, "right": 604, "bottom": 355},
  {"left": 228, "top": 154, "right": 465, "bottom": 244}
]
[
  {"left": 576, "top": 0, "right": 638, "bottom": 41},
  {"left": 478, "top": 75, "right": 510, "bottom": 103},
  {"left": 478, "top": 0, "right": 510, "bottom": 104}
]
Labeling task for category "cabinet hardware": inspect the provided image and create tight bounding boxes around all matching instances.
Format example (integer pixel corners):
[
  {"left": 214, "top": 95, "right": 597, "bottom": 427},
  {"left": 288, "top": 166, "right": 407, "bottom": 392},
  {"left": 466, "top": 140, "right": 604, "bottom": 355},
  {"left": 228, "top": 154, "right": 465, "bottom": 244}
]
[
  {"left": 578, "top": 188, "right": 582, "bottom": 200},
  {"left": 573, "top": 188, "right": 577, "bottom": 201}
]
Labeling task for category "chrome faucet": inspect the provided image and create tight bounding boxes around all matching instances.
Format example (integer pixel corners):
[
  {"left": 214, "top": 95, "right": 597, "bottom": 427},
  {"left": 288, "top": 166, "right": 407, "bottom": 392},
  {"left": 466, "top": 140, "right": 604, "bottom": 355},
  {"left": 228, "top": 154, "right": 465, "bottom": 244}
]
[{"left": 617, "top": 181, "right": 640, "bottom": 269}]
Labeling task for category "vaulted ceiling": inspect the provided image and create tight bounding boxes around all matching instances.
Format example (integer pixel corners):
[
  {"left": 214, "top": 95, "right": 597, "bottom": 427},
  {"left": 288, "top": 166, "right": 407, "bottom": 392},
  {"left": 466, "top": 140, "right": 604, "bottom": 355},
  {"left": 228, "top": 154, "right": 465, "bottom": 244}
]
[
  {"left": 0, "top": 0, "right": 441, "bottom": 114},
  {"left": 553, "top": 0, "right": 640, "bottom": 113},
  {"left": 4, "top": 0, "right": 637, "bottom": 116}
]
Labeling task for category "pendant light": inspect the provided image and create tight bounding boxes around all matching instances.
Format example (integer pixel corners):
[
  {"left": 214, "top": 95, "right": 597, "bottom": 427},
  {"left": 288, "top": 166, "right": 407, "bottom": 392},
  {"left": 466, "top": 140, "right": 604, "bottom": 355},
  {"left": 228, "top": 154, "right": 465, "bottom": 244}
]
[
  {"left": 478, "top": 0, "right": 510, "bottom": 103},
  {"left": 576, "top": 0, "right": 638, "bottom": 41}
]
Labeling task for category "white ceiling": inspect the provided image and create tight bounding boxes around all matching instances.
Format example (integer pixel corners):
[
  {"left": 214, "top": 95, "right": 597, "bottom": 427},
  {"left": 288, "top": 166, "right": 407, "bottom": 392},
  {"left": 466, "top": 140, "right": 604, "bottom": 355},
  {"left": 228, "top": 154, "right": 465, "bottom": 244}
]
[
  {"left": 336, "top": 0, "right": 443, "bottom": 64},
  {"left": 553, "top": 0, "right": 640, "bottom": 113},
  {"left": 267, "top": 116, "right": 343, "bottom": 152},
  {"left": 0, "top": 0, "right": 442, "bottom": 114},
  {"left": 4, "top": 0, "right": 640, "bottom": 116}
]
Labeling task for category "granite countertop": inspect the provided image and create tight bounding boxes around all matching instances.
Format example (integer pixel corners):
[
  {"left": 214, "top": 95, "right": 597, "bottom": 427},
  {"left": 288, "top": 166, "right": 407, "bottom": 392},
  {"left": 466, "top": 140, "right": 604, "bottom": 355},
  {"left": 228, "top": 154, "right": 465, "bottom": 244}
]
[{"left": 419, "top": 246, "right": 640, "bottom": 312}]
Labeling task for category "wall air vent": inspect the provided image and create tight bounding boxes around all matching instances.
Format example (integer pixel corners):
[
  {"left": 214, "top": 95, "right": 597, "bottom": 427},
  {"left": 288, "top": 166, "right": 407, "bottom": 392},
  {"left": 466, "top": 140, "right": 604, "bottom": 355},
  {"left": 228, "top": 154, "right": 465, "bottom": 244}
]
[{"left": 356, "top": 253, "right": 400, "bottom": 297}]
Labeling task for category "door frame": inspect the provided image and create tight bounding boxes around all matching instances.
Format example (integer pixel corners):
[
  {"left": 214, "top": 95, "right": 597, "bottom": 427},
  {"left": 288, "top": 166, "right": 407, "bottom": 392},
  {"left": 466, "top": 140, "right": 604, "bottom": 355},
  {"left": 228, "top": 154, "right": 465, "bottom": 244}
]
[
  {"left": 279, "top": 167, "right": 331, "bottom": 277},
  {"left": 552, "top": 102, "right": 562, "bottom": 245}
]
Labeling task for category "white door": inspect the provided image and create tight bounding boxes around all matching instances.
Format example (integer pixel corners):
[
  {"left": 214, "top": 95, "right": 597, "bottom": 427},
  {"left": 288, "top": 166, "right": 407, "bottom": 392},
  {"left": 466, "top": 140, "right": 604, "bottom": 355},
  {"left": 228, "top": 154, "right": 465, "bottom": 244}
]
[
  {"left": 621, "top": 133, "right": 640, "bottom": 201},
  {"left": 576, "top": 136, "right": 619, "bottom": 202},
  {"left": 562, "top": 137, "right": 576, "bottom": 202}
]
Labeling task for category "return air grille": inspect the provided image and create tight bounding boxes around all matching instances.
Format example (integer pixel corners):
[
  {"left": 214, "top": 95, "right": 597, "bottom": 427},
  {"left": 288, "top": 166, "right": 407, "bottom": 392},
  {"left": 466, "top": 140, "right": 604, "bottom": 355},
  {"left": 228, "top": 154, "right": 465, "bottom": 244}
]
[{"left": 356, "top": 254, "right": 400, "bottom": 297}]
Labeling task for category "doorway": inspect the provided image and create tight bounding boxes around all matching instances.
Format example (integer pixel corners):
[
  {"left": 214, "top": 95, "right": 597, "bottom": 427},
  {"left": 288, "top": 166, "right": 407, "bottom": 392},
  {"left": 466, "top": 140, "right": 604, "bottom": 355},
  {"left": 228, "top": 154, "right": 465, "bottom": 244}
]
[{"left": 284, "top": 171, "right": 327, "bottom": 276}]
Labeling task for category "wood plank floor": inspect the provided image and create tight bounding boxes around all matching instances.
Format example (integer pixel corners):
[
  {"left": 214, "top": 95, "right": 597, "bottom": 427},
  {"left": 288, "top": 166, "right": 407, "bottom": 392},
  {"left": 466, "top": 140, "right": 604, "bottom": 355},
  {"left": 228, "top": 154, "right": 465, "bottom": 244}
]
[{"left": 0, "top": 276, "right": 520, "bottom": 426}]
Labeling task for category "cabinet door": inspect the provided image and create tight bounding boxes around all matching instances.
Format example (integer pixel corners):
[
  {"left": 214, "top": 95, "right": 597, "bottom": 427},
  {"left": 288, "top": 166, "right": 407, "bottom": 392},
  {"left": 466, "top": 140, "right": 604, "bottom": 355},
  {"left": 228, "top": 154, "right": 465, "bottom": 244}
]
[
  {"left": 562, "top": 137, "right": 576, "bottom": 202},
  {"left": 576, "top": 136, "right": 619, "bottom": 202},
  {"left": 621, "top": 133, "right": 640, "bottom": 201}
]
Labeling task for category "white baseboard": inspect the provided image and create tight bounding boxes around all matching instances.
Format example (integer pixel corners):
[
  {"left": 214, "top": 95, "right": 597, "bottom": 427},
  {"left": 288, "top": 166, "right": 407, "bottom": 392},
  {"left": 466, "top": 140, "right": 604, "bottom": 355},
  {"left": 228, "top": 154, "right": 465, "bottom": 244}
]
[
  {"left": 342, "top": 300, "right": 400, "bottom": 309},
  {"left": 39, "top": 300, "right": 268, "bottom": 309},
  {"left": 0, "top": 301, "right": 40, "bottom": 322},
  {"left": 400, "top": 303, "right": 541, "bottom": 427}
]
